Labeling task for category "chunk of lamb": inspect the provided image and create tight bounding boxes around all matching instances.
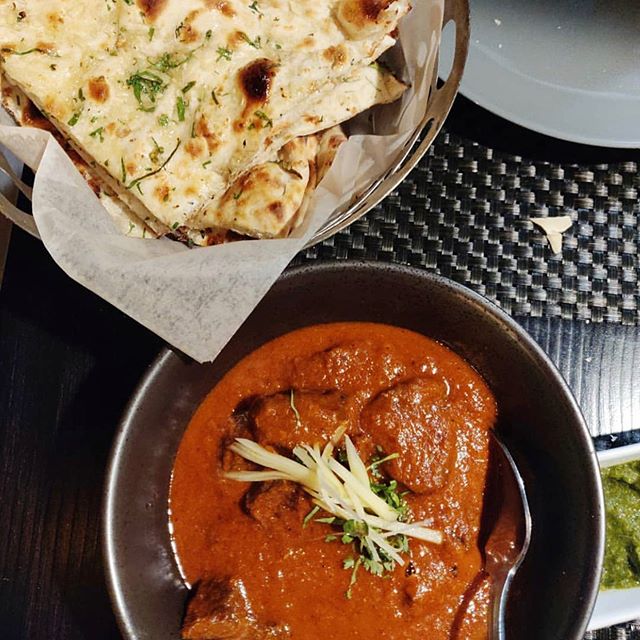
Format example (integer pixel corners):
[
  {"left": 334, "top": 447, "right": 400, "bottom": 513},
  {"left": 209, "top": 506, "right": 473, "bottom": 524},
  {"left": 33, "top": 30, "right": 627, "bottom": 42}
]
[
  {"left": 290, "top": 341, "right": 407, "bottom": 394},
  {"left": 241, "top": 480, "right": 305, "bottom": 525},
  {"left": 252, "top": 390, "right": 348, "bottom": 450},
  {"left": 220, "top": 397, "right": 260, "bottom": 473},
  {"left": 360, "top": 377, "right": 452, "bottom": 494},
  {"left": 182, "top": 576, "right": 290, "bottom": 640},
  {"left": 182, "top": 576, "right": 255, "bottom": 640}
]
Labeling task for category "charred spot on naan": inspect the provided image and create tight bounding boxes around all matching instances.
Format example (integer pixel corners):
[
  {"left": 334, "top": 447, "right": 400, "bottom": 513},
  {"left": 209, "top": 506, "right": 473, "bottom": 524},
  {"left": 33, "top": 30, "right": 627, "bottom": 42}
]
[
  {"left": 337, "top": 0, "right": 405, "bottom": 39},
  {"left": 22, "top": 101, "right": 56, "bottom": 132},
  {"left": 184, "top": 138, "right": 207, "bottom": 159},
  {"left": 194, "top": 116, "right": 222, "bottom": 154},
  {"left": 46, "top": 12, "right": 64, "bottom": 29},
  {"left": 1, "top": 41, "right": 57, "bottom": 58},
  {"left": 323, "top": 44, "right": 349, "bottom": 68},
  {"left": 236, "top": 58, "right": 278, "bottom": 130},
  {"left": 88, "top": 76, "right": 109, "bottom": 103},
  {"left": 154, "top": 182, "right": 172, "bottom": 203},
  {"left": 238, "top": 58, "right": 277, "bottom": 106},
  {"left": 177, "top": 10, "right": 203, "bottom": 43},
  {"left": 301, "top": 35, "right": 316, "bottom": 48},
  {"left": 136, "top": 0, "right": 169, "bottom": 21},
  {"left": 203, "top": 0, "right": 236, "bottom": 18}
]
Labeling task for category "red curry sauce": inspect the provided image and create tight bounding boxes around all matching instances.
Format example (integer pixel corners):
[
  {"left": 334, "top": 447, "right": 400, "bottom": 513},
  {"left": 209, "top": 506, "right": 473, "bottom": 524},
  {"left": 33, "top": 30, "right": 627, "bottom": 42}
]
[{"left": 170, "top": 322, "right": 498, "bottom": 639}]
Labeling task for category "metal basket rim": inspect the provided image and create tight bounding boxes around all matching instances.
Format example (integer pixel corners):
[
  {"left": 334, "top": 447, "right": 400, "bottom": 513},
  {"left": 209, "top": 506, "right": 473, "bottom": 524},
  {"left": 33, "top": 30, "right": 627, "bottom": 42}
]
[{"left": 307, "top": 0, "right": 470, "bottom": 248}]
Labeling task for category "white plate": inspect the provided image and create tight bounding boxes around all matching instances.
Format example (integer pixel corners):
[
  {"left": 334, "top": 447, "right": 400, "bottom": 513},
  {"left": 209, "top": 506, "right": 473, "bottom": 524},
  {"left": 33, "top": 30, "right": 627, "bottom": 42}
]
[
  {"left": 439, "top": 0, "right": 640, "bottom": 147},
  {"left": 588, "top": 442, "right": 640, "bottom": 631}
]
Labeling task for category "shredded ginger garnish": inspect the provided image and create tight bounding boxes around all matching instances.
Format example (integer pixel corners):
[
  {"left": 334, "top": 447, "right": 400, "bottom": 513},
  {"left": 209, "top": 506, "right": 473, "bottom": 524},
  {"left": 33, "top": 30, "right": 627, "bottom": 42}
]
[{"left": 225, "top": 428, "right": 443, "bottom": 592}]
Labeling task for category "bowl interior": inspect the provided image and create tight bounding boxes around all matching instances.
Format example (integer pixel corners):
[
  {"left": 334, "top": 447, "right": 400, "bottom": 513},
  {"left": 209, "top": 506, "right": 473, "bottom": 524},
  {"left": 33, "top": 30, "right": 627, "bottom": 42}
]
[{"left": 104, "top": 261, "right": 604, "bottom": 640}]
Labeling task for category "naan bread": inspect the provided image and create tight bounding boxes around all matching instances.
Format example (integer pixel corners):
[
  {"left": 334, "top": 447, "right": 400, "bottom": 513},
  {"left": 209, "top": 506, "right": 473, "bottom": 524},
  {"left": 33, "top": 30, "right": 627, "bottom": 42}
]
[
  {"left": 189, "top": 63, "right": 405, "bottom": 230},
  {"left": 0, "top": 0, "right": 409, "bottom": 240},
  {"left": 2, "top": 75, "right": 348, "bottom": 242},
  {"left": 0, "top": 74, "right": 158, "bottom": 237},
  {"left": 205, "top": 136, "right": 317, "bottom": 238},
  {"left": 315, "top": 126, "right": 349, "bottom": 186}
]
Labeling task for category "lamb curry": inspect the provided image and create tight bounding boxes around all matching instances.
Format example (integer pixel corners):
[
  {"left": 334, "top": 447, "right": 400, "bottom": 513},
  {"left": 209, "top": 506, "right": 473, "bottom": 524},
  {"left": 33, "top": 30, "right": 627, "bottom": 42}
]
[{"left": 170, "top": 322, "right": 506, "bottom": 639}]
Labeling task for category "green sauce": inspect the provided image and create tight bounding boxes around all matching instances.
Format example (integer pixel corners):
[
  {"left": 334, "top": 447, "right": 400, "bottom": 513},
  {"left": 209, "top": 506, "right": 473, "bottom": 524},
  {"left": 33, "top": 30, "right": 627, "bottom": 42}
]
[{"left": 601, "top": 460, "right": 640, "bottom": 590}]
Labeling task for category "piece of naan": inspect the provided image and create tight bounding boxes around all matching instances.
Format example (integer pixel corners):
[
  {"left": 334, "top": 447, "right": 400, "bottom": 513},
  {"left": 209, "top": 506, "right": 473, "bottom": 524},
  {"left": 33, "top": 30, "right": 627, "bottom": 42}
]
[
  {"left": 2, "top": 76, "right": 349, "bottom": 242},
  {"left": 0, "top": 0, "right": 409, "bottom": 240}
]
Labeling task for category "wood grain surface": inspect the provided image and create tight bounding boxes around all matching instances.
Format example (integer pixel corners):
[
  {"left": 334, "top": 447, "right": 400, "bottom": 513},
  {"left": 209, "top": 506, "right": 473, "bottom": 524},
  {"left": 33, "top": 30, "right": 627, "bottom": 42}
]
[
  {"left": 520, "top": 317, "right": 640, "bottom": 439},
  {"left": 0, "top": 230, "right": 161, "bottom": 640},
  {"left": 0, "top": 216, "right": 11, "bottom": 288}
]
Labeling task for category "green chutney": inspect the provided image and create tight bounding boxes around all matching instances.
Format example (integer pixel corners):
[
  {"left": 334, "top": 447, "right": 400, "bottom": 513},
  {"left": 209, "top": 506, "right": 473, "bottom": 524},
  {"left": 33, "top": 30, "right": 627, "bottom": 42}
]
[{"left": 601, "top": 459, "right": 640, "bottom": 590}]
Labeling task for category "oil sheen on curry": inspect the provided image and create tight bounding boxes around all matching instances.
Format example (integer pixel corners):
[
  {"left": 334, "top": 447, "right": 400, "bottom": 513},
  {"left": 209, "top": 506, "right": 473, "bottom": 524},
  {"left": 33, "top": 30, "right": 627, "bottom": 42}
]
[{"left": 170, "top": 323, "right": 502, "bottom": 639}]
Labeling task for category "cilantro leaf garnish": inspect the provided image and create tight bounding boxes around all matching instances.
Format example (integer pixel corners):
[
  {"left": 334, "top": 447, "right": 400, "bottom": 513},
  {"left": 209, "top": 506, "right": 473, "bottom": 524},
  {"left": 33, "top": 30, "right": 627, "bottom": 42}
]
[
  {"left": 3, "top": 47, "right": 48, "bottom": 56},
  {"left": 67, "top": 111, "right": 82, "bottom": 126},
  {"left": 216, "top": 46, "right": 232, "bottom": 61},
  {"left": 176, "top": 95, "right": 186, "bottom": 121},
  {"left": 148, "top": 51, "right": 194, "bottom": 72},
  {"left": 89, "top": 127, "right": 105, "bottom": 143},
  {"left": 126, "top": 138, "right": 181, "bottom": 191},
  {"left": 126, "top": 70, "right": 166, "bottom": 112},
  {"left": 254, "top": 110, "right": 273, "bottom": 128},
  {"left": 249, "top": 1, "right": 263, "bottom": 16},
  {"left": 239, "top": 32, "right": 262, "bottom": 49}
]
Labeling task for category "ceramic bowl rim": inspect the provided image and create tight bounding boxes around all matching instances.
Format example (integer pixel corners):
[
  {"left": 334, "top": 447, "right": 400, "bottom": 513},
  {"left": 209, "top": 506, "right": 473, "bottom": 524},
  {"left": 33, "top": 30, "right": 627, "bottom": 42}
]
[{"left": 102, "top": 260, "right": 606, "bottom": 640}]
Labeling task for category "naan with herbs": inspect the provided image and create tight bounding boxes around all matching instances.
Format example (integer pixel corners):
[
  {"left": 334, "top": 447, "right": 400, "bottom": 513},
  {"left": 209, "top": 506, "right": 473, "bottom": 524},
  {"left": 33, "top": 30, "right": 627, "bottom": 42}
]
[{"left": 0, "top": 0, "right": 409, "bottom": 242}]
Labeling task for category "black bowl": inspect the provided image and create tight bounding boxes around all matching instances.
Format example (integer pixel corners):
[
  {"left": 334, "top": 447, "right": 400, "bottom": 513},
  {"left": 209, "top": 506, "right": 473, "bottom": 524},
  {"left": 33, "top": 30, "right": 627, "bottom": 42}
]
[{"left": 103, "top": 261, "right": 605, "bottom": 640}]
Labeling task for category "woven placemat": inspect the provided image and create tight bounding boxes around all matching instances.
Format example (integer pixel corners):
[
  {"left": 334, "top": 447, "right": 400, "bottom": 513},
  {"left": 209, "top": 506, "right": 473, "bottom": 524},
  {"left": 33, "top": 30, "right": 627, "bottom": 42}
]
[
  {"left": 295, "top": 129, "right": 640, "bottom": 640},
  {"left": 295, "top": 130, "right": 640, "bottom": 326},
  {"left": 586, "top": 623, "right": 640, "bottom": 640}
]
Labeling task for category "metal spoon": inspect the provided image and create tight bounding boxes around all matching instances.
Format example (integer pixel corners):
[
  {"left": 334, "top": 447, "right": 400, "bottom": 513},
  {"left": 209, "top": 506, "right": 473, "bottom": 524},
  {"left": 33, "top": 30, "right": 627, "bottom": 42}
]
[{"left": 484, "top": 431, "right": 533, "bottom": 640}]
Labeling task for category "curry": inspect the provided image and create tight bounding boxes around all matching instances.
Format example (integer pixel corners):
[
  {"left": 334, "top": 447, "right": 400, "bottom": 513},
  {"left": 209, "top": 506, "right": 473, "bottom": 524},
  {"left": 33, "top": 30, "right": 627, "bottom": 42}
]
[{"left": 170, "top": 322, "right": 504, "bottom": 639}]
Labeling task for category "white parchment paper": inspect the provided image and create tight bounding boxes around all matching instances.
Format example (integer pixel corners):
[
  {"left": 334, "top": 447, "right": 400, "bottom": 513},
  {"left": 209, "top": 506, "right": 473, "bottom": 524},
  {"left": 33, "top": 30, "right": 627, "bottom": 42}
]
[{"left": 0, "top": 1, "right": 443, "bottom": 362}]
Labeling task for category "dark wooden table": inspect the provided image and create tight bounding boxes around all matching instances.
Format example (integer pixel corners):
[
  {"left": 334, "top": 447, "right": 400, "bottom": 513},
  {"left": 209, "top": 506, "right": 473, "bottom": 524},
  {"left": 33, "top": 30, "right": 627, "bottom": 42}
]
[{"left": 1, "top": 97, "right": 639, "bottom": 639}]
